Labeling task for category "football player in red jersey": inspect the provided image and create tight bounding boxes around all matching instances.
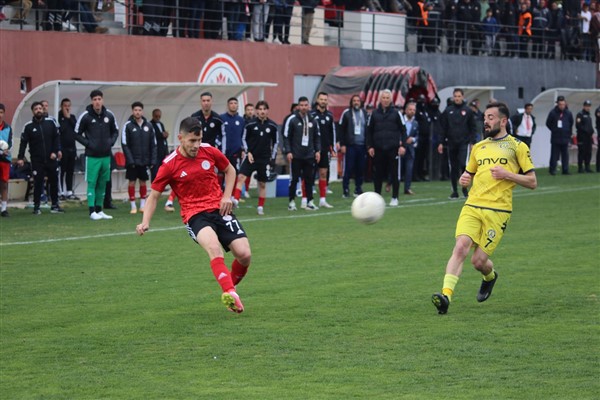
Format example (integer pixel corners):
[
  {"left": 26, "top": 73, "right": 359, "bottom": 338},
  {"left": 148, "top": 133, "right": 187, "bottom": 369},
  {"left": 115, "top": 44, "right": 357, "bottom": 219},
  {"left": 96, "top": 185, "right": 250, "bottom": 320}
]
[{"left": 137, "top": 117, "right": 251, "bottom": 313}]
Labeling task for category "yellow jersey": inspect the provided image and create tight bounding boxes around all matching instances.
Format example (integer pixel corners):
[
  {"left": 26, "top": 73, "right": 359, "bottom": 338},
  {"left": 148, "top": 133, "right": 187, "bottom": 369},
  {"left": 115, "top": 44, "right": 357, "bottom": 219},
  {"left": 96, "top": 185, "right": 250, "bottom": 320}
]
[{"left": 465, "top": 134, "right": 535, "bottom": 212}]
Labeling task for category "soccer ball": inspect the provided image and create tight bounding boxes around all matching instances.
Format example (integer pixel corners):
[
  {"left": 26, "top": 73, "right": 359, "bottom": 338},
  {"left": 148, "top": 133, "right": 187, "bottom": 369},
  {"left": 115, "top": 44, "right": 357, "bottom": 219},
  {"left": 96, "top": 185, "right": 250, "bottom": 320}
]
[
  {"left": 0, "top": 140, "right": 8, "bottom": 151},
  {"left": 351, "top": 192, "right": 386, "bottom": 224}
]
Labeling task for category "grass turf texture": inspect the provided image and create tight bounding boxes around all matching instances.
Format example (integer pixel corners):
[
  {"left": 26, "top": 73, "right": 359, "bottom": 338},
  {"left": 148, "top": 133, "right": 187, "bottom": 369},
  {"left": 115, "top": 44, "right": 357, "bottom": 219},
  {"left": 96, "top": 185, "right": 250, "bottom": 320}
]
[{"left": 1, "top": 169, "right": 599, "bottom": 399}]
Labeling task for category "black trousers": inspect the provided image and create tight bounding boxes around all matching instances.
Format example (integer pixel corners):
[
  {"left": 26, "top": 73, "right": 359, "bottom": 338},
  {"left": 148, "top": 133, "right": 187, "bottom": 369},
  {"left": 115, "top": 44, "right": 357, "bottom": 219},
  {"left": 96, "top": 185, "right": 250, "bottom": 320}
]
[
  {"left": 289, "top": 158, "right": 315, "bottom": 202},
  {"left": 372, "top": 147, "right": 399, "bottom": 198},
  {"left": 60, "top": 150, "right": 76, "bottom": 193},
  {"left": 447, "top": 144, "right": 468, "bottom": 193},
  {"left": 549, "top": 143, "right": 570, "bottom": 174},
  {"left": 577, "top": 141, "right": 592, "bottom": 170},
  {"left": 32, "top": 161, "right": 59, "bottom": 208}
]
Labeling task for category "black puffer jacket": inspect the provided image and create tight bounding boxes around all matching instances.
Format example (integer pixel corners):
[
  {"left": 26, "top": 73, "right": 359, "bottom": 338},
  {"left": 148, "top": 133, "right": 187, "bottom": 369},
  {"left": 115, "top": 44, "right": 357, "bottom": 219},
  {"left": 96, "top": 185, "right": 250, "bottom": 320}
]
[
  {"left": 17, "top": 116, "right": 61, "bottom": 164},
  {"left": 75, "top": 105, "right": 119, "bottom": 157},
  {"left": 121, "top": 116, "right": 157, "bottom": 166},
  {"left": 366, "top": 105, "right": 407, "bottom": 151}
]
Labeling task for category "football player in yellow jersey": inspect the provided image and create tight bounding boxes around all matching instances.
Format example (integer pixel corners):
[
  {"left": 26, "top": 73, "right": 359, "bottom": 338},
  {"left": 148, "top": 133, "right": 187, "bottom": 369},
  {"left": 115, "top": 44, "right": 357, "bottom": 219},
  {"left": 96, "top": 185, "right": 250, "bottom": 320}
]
[{"left": 432, "top": 102, "right": 537, "bottom": 314}]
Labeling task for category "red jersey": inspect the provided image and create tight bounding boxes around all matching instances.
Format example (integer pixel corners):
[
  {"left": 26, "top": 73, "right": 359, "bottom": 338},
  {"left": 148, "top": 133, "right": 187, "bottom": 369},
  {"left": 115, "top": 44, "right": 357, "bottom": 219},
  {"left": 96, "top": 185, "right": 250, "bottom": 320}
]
[{"left": 152, "top": 144, "right": 229, "bottom": 224}]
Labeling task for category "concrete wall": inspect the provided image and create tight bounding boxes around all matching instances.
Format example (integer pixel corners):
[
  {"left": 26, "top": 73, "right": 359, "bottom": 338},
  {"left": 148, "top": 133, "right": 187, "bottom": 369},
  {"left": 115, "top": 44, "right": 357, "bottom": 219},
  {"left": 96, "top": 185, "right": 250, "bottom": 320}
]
[{"left": 340, "top": 49, "right": 595, "bottom": 111}]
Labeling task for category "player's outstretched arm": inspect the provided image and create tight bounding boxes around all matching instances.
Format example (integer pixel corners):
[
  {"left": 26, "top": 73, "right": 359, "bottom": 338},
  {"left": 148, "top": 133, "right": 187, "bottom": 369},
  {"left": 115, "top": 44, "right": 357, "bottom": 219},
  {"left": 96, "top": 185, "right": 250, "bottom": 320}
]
[
  {"left": 490, "top": 167, "right": 537, "bottom": 189},
  {"left": 136, "top": 189, "right": 161, "bottom": 235}
]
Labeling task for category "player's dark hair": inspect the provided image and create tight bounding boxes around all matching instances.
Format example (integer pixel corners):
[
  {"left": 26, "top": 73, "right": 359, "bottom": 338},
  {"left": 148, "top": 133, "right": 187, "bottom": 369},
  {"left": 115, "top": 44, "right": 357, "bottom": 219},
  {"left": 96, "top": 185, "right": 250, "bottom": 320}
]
[
  {"left": 60, "top": 98, "right": 71, "bottom": 106},
  {"left": 349, "top": 94, "right": 363, "bottom": 108},
  {"left": 180, "top": 117, "right": 202, "bottom": 136},
  {"left": 453, "top": 88, "right": 464, "bottom": 96},
  {"left": 90, "top": 89, "right": 103, "bottom": 99},
  {"left": 524, "top": 103, "right": 533, "bottom": 108},
  {"left": 245, "top": 103, "right": 254, "bottom": 110},
  {"left": 317, "top": 91, "right": 328, "bottom": 98},
  {"left": 289, "top": 103, "right": 298, "bottom": 113},
  {"left": 298, "top": 96, "right": 309, "bottom": 103},
  {"left": 486, "top": 102, "right": 510, "bottom": 119},
  {"left": 256, "top": 100, "right": 269, "bottom": 110},
  {"left": 227, "top": 97, "right": 238, "bottom": 103},
  {"left": 31, "top": 101, "right": 43, "bottom": 111},
  {"left": 131, "top": 101, "right": 144, "bottom": 109},
  {"left": 200, "top": 91, "right": 212, "bottom": 98}
]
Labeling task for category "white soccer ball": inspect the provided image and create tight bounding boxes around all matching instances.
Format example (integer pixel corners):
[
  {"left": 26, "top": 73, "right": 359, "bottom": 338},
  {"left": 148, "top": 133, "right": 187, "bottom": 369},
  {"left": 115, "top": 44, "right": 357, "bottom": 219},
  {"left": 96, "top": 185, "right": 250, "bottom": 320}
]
[
  {"left": 0, "top": 140, "right": 8, "bottom": 151},
  {"left": 351, "top": 192, "right": 386, "bottom": 224}
]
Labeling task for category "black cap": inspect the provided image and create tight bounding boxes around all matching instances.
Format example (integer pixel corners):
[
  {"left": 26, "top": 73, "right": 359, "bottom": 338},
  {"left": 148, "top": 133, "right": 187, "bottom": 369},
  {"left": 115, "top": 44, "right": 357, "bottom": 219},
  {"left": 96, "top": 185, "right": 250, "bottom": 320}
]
[
  {"left": 583, "top": 100, "right": 591, "bottom": 106},
  {"left": 556, "top": 95, "right": 565, "bottom": 102},
  {"left": 180, "top": 117, "right": 202, "bottom": 133}
]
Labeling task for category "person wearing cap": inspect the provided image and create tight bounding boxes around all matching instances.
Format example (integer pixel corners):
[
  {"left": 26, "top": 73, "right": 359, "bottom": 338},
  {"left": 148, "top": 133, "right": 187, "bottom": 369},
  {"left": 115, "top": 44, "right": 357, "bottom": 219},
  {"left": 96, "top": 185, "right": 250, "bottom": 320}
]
[
  {"left": 576, "top": 100, "right": 594, "bottom": 173},
  {"left": 510, "top": 103, "right": 536, "bottom": 149},
  {"left": 545, "top": 95, "right": 574, "bottom": 175},
  {"left": 136, "top": 117, "right": 251, "bottom": 314},
  {"left": 0, "top": 103, "right": 13, "bottom": 217}
]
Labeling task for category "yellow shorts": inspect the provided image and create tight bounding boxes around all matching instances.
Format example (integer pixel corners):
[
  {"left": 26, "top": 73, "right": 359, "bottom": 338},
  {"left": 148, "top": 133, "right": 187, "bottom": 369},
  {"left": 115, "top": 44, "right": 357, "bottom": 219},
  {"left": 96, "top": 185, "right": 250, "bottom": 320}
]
[{"left": 455, "top": 205, "right": 511, "bottom": 256}]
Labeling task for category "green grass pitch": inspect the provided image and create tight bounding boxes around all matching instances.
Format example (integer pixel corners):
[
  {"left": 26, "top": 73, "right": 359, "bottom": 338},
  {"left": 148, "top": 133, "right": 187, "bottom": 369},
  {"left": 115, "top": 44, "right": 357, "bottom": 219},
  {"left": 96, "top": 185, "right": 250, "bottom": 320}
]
[{"left": 1, "top": 169, "right": 598, "bottom": 399}]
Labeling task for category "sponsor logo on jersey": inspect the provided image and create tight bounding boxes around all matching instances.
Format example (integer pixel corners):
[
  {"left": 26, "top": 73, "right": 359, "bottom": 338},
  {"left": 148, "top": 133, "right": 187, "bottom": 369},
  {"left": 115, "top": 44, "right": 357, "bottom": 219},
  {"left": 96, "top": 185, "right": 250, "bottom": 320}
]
[
  {"left": 180, "top": 171, "right": 188, "bottom": 178},
  {"left": 478, "top": 157, "right": 508, "bottom": 165}
]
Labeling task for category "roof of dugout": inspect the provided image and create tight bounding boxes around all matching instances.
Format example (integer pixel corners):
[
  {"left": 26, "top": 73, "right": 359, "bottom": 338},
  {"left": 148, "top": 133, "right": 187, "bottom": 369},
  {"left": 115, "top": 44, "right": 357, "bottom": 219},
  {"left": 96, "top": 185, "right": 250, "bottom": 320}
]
[{"left": 10, "top": 80, "right": 277, "bottom": 151}]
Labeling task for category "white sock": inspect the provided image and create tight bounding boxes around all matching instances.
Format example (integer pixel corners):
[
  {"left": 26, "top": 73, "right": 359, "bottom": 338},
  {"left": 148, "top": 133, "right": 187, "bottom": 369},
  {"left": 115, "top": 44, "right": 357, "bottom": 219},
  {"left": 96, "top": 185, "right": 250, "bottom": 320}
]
[
  {"left": 140, "top": 198, "right": 146, "bottom": 208},
  {"left": 165, "top": 201, "right": 173, "bottom": 207},
  {"left": 130, "top": 201, "right": 137, "bottom": 209},
  {"left": 1, "top": 201, "right": 7, "bottom": 211}
]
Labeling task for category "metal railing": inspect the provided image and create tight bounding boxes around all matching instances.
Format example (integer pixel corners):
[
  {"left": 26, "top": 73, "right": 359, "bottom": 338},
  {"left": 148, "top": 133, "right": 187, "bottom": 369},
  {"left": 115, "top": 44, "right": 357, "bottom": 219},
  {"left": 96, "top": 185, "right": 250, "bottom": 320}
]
[{"left": 1, "top": 1, "right": 595, "bottom": 62}]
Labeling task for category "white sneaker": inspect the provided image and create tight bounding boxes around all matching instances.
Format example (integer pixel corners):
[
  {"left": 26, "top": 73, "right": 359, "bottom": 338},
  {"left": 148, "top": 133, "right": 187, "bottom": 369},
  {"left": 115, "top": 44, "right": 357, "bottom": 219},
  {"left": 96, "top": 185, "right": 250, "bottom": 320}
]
[
  {"left": 319, "top": 199, "right": 334, "bottom": 208},
  {"left": 305, "top": 200, "right": 319, "bottom": 210},
  {"left": 90, "top": 211, "right": 103, "bottom": 221},
  {"left": 232, "top": 197, "right": 239, "bottom": 208},
  {"left": 257, "top": 206, "right": 264, "bottom": 215},
  {"left": 327, "top": 188, "right": 333, "bottom": 194},
  {"left": 98, "top": 211, "right": 113, "bottom": 219},
  {"left": 243, "top": 191, "right": 251, "bottom": 199},
  {"left": 62, "top": 21, "right": 77, "bottom": 31},
  {"left": 389, "top": 198, "right": 399, "bottom": 207},
  {"left": 300, "top": 198, "right": 307, "bottom": 209},
  {"left": 288, "top": 201, "right": 297, "bottom": 211}
]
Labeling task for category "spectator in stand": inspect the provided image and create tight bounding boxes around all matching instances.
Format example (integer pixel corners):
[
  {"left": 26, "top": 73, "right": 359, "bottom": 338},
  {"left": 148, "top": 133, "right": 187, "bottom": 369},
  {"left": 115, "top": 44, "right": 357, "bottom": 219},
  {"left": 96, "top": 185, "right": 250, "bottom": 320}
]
[
  {"left": 366, "top": 89, "right": 407, "bottom": 206},
  {"left": 8, "top": 0, "right": 33, "bottom": 24},
  {"left": 311, "top": 92, "right": 336, "bottom": 208},
  {"left": 532, "top": 0, "right": 550, "bottom": 58},
  {"left": 252, "top": 0, "right": 270, "bottom": 42},
  {"left": 220, "top": 97, "right": 246, "bottom": 175},
  {"left": 576, "top": 100, "right": 594, "bottom": 173},
  {"left": 402, "top": 101, "right": 419, "bottom": 195},
  {"left": 283, "top": 96, "right": 321, "bottom": 211},
  {"left": 438, "top": 88, "right": 477, "bottom": 199},
  {"left": 121, "top": 101, "right": 157, "bottom": 214},
  {"left": 546, "top": 0, "right": 564, "bottom": 59},
  {"left": 455, "top": 0, "right": 480, "bottom": 55},
  {"left": 339, "top": 95, "right": 368, "bottom": 198},
  {"left": 300, "top": 0, "right": 319, "bottom": 45},
  {"left": 546, "top": 95, "right": 574, "bottom": 176},
  {"left": 150, "top": 108, "right": 170, "bottom": 181},
  {"left": 274, "top": 0, "right": 294, "bottom": 44},
  {"left": 142, "top": 0, "right": 166, "bottom": 36},
  {"left": 444, "top": 0, "right": 459, "bottom": 54},
  {"left": 75, "top": 1, "right": 109, "bottom": 34},
  {"left": 58, "top": 98, "right": 80, "bottom": 200},
  {"left": 579, "top": 3, "right": 592, "bottom": 61},
  {"left": 500, "top": 0, "right": 518, "bottom": 57},
  {"left": 75, "top": 89, "right": 119, "bottom": 220},
  {"left": 416, "top": 0, "right": 435, "bottom": 52},
  {"left": 482, "top": 7, "right": 500, "bottom": 56},
  {"left": 179, "top": 0, "right": 203, "bottom": 38},
  {"left": 17, "top": 101, "right": 64, "bottom": 215},
  {"left": 510, "top": 103, "right": 536, "bottom": 149},
  {"left": 224, "top": 0, "right": 243, "bottom": 40},
  {"left": 232, "top": 100, "right": 279, "bottom": 215},
  {"left": 0, "top": 104, "right": 13, "bottom": 217},
  {"left": 204, "top": 0, "right": 223, "bottom": 39},
  {"left": 517, "top": 1, "right": 533, "bottom": 58}
]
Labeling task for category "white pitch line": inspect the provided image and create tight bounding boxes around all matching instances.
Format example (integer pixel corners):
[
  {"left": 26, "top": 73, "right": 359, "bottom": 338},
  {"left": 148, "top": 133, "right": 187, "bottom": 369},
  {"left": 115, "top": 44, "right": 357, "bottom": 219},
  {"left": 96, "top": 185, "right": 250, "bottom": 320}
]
[{"left": 2, "top": 185, "right": 598, "bottom": 247}]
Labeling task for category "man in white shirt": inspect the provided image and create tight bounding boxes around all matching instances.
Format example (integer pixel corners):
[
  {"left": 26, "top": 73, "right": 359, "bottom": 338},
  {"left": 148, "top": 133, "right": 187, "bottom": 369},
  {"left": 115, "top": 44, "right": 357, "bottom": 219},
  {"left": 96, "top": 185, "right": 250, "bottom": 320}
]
[
  {"left": 510, "top": 103, "right": 536, "bottom": 148},
  {"left": 580, "top": 3, "right": 593, "bottom": 61}
]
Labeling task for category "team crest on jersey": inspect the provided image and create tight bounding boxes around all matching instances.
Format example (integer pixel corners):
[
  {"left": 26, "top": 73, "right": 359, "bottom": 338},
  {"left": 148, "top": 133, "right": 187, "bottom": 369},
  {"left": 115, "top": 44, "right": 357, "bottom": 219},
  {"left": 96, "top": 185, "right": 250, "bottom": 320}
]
[
  {"left": 104, "top": 117, "right": 109, "bottom": 123},
  {"left": 308, "top": 122, "right": 313, "bottom": 127},
  {"left": 487, "top": 229, "right": 496, "bottom": 239},
  {"left": 235, "top": 121, "right": 240, "bottom": 125},
  {"left": 461, "top": 110, "right": 466, "bottom": 116},
  {"left": 210, "top": 122, "right": 215, "bottom": 128},
  {"left": 201, "top": 160, "right": 211, "bottom": 170},
  {"left": 222, "top": 215, "right": 232, "bottom": 221},
  {"left": 144, "top": 126, "right": 149, "bottom": 131},
  {"left": 266, "top": 128, "right": 270, "bottom": 133}
]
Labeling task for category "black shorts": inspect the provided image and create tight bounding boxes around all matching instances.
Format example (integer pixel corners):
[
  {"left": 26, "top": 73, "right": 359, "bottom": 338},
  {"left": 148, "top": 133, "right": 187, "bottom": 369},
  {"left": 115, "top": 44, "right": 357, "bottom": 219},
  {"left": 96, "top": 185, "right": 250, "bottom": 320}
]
[
  {"left": 317, "top": 150, "right": 330, "bottom": 169},
  {"left": 185, "top": 210, "right": 247, "bottom": 251},
  {"left": 126, "top": 165, "right": 150, "bottom": 181},
  {"left": 239, "top": 159, "right": 269, "bottom": 182}
]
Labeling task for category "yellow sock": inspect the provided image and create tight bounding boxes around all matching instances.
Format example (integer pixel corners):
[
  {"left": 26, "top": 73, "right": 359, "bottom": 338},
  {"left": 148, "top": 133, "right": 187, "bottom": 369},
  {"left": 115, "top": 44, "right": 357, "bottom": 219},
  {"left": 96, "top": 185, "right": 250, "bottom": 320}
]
[
  {"left": 442, "top": 274, "right": 459, "bottom": 301},
  {"left": 483, "top": 269, "right": 496, "bottom": 282}
]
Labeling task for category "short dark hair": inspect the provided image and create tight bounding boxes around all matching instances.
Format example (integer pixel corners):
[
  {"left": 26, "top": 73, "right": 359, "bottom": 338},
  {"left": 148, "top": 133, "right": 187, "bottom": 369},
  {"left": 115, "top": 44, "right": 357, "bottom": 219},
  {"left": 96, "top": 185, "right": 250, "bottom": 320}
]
[
  {"left": 90, "top": 89, "right": 103, "bottom": 99},
  {"left": 200, "top": 91, "right": 212, "bottom": 98},
  {"left": 255, "top": 100, "right": 269, "bottom": 110},
  {"left": 453, "top": 88, "right": 464, "bottom": 96},
  {"left": 227, "top": 97, "right": 238, "bottom": 103},
  {"left": 0, "top": 103, "right": 5, "bottom": 111},
  {"left": 290, "top": 103, "right": 298, "bottom": 113},
  {"left": 486, "top": 102, "right": 510, "bottom": 119},
  {"left": 298, "top": 96, "right": 309, "bottom": 103},
  {"left": 179, "top": 117, "right": 202, "bottom": 135},
  {"left": 317, "top": 91, "right": 328, "bottom": 98},
  {"left": 524, "top": 103, "right": 533, "bottom": 108},
  {"left": 556, "top": 95, "right": 565, "bottom": 102},
  {"left": 244, "top": 103, "right": 254, "bottom": 110},
  {"left": 131, "top": 101, "right": 144, "bottom": 109},
  {"left": 31, "top": 101, "right": 43, "bottom": 111},
  {"left": 60, "top": 98, "right": 71, "bottom": 106}
]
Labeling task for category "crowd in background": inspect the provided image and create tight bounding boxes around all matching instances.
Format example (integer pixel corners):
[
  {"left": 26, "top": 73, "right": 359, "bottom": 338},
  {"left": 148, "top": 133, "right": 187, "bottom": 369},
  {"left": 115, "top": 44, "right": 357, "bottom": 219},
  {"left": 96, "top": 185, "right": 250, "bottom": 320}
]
[{"left": 1, "top": 0, "right": 597, "bottom": 60}]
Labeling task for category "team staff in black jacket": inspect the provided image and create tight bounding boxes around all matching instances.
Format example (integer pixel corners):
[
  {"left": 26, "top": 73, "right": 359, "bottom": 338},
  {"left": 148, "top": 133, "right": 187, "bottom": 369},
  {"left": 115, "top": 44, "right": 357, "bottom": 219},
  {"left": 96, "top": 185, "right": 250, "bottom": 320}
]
[
  {"left": 17, "top": 101, "right": 64, "bottom": 215},
  {"left": 339, "top": 94, "right": 368, "bottom": 198},
  {"left": 150, "top": 108, "right": 170, "bottom": 182},
  {"left": 191, "top": 92, "right": 225, "bottom": 152},
  {"left": 311, "top": 92, "right": 337, "bottom": 208},
  {"left": 232, "top": 100, "right": 279, "bottom": 215},
  {"left": 58, "top": 98, "right": 79, "bottom": 200},
  {"left": 576, "top": 100, "right": 594, "bottom": 173},
  {"left": 75, "top": 89, "right": 119, "bottom": 220},
  {"left": 366, "top": 89, "right": 407, "bottom": 207},
  {"left": 122, "top": 101, "right": 157, "bottom": 214},
  {"left": 283, "top": 96, "right": 321, "bottom": 211},
  {"left": 438, "top": 88, "right": 477, "bottom": 199},
  {"left": 545, "top": 95, "right": 574, "bottom": 175}
]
